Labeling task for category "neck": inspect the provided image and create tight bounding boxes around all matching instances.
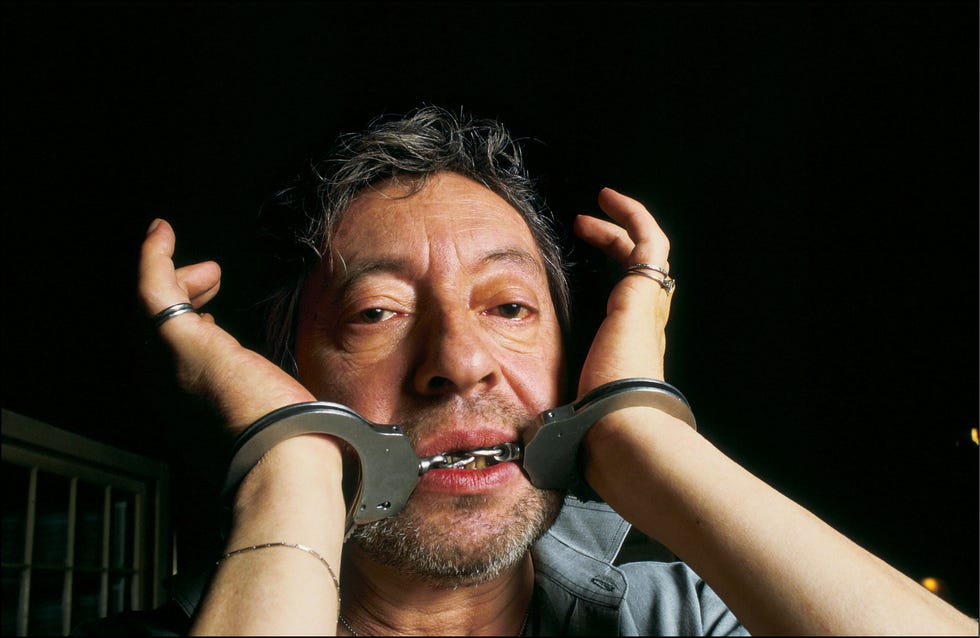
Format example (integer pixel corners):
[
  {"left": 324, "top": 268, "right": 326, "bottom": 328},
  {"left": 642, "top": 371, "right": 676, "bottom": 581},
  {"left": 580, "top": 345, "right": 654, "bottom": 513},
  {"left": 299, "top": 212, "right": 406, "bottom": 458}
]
[{"left": 337, "top": 547, "right": 534, "bottom": 636}]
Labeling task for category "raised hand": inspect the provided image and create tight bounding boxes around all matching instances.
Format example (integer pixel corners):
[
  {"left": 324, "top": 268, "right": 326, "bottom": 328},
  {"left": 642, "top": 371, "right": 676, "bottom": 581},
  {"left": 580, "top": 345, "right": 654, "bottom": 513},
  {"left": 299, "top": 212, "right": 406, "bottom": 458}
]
[
  {"left": 572, "top": 188, "right": 674, "bottom": 397},
  {"left": 138, "top": 218, "right": 315, "bottom": 433}
]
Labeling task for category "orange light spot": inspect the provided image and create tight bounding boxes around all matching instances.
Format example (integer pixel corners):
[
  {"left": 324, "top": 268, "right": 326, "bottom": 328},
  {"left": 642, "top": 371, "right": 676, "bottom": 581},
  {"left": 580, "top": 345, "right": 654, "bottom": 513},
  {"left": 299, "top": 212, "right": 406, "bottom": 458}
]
[
  {"left": 972, "top": 428, "right": 978, "bottom": 445},
  {"left": 921, "top": 577, "right": 940, "bottom": 593}
]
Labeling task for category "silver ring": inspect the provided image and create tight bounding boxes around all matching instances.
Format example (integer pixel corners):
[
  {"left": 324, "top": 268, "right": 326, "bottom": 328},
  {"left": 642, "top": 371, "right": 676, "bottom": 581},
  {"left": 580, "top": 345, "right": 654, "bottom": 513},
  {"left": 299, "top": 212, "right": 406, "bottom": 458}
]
[
  {"left": 628, "top": 263, "right": 669, "bottom": 277},
  {"left": 625, "top": 269, "right": 676, "bottom": 294},
  {"left": 152, "top": 302, "right": 196, "bottom": 328}
]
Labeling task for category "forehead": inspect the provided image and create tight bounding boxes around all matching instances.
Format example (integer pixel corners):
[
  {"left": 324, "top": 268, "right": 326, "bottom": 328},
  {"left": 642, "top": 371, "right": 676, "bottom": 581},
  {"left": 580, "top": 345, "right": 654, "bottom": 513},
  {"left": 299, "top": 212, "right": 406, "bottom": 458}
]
[{"left": 329, "top": 172, "right": 541, "bottom": 267}]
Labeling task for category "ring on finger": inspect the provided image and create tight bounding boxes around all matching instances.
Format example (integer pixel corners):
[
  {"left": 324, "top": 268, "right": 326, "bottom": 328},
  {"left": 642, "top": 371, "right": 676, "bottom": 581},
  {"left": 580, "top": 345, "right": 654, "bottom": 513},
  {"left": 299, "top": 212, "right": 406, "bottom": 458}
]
[
  {"left": 628, "top": 262, "right": 669, "bottom": 277},
  {"left": 625, "top": 268, "right": 676, "bottom": 294},
  {"left": 152, "top": 302, "right": 196, "bottom": 328}
]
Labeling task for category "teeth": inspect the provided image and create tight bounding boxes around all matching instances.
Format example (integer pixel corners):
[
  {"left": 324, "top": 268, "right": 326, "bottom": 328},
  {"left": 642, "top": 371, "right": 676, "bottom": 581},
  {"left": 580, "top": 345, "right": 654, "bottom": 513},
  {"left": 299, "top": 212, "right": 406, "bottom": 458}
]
[{"left": 447, "top": 455, "right": 491, "bottom": 470}]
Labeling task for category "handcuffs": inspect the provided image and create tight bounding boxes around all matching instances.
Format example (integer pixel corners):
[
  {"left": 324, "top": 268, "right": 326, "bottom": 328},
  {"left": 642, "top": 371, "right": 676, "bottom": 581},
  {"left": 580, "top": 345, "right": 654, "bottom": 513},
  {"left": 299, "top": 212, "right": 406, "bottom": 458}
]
[{"left": 222, "top": 378, "right": 697, "bottom": 538}]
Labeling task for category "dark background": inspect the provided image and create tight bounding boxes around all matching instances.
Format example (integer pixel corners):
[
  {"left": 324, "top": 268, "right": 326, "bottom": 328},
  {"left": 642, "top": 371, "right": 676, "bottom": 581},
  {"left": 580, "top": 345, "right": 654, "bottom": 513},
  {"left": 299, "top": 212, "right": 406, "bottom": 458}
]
[{"left": 2, "top": 1, "right": 977, "bottom": 617}]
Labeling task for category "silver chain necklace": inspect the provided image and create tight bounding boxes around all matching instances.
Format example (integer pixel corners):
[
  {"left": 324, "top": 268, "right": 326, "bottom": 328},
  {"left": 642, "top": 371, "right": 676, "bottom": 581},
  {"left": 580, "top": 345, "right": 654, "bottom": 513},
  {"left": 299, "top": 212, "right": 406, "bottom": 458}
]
[
  {"left": 338, "top": 613, "right": 358, "bottom": 636},
  {"left": 338, "top": 606, "right": 530, "bottom": 636}
]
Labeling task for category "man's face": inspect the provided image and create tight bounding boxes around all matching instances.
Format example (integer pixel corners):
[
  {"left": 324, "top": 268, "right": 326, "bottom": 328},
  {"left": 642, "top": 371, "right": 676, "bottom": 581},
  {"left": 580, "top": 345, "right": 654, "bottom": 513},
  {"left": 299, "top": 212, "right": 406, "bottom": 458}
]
[{"left": 294, "top": 171, "right": 564, "bottom": 584}]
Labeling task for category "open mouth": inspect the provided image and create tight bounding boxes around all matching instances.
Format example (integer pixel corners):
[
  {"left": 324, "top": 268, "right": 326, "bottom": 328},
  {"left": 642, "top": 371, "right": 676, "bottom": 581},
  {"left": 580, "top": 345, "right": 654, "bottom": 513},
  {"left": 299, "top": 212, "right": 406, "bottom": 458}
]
[{"left": 419, "top": 442, "right": 522, "bottom": 473}]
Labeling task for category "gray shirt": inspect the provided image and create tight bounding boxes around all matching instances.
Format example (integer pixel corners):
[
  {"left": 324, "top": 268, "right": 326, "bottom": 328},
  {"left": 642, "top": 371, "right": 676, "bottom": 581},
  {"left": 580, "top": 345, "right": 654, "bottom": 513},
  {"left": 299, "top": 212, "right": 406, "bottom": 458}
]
[{"left": 530, "top": 496, "right": 748, "bottom": 636}]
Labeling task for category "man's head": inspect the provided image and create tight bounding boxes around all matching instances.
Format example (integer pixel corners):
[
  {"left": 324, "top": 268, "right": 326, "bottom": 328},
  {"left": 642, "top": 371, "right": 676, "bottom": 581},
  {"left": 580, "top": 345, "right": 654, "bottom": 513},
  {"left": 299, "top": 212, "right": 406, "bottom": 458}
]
[
  {"left": 262, "top": 107, "right": 570, "bottom": 586},
  {"left": 263, "top": 106, "right": 570, "bottom": 375}
]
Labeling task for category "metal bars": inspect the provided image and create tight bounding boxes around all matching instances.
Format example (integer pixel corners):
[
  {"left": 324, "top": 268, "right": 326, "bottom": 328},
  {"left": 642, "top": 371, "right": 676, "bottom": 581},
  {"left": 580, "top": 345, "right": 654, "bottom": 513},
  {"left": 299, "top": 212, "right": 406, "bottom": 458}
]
[{"left": 1, "top": 410, "right": 170, "bottom": 636}]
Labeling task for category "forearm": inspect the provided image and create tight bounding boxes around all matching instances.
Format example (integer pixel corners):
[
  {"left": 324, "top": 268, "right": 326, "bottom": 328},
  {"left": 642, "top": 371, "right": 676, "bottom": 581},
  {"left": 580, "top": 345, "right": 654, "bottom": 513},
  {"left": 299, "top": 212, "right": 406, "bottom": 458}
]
[
  {"left": 584, "top": 407, "right": 978, "bottom": 636},
  {"left": 191, "top": 435, "right": 347, "bottom": 635}
]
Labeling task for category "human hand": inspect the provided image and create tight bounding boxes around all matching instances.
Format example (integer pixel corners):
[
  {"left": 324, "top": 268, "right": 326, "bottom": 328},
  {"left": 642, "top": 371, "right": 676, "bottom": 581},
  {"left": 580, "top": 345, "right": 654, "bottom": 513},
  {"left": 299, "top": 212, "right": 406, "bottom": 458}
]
[
  {"left": 138, "top": 219, "right": 316, "bottom": 433},
  {"left": 572, "top": 188, "right": 673, "bottom": 398}
]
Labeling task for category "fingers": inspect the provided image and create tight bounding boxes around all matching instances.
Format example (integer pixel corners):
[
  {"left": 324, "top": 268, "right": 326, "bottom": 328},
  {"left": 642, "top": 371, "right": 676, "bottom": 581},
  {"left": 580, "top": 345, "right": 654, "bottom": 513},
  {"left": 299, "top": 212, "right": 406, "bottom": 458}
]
[
  {"left": 573, "top": 214, "right": 635, "bottom": 264},
  {"left": 139, "top": 218, "right": 221, "bottom": 315},
  {"left": 178, "top": 262, "right": 222, "bottom": 307},
  {"left": 138, "top": 219, "right": 179, "bottom": 314},
  {"left": 597, "top": 187, "right": 667, "bottom": 248},
  {"left": 574, "top": 188, "right": 670, "bottom": 269}
]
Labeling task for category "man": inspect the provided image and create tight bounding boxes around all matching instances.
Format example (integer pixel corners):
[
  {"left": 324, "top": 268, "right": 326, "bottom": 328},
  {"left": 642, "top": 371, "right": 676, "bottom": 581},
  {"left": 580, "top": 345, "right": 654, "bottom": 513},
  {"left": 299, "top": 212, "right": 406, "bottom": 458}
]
[{"left": 129, "top": 107, "right": 975, "bottom": 635}]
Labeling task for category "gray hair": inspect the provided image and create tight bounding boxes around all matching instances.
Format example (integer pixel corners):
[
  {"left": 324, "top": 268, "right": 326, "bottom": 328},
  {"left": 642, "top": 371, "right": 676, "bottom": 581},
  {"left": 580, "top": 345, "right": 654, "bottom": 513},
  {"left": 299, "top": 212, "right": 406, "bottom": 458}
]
[{"left": 260, "top": 106, "right": 571, "bottom": 374}]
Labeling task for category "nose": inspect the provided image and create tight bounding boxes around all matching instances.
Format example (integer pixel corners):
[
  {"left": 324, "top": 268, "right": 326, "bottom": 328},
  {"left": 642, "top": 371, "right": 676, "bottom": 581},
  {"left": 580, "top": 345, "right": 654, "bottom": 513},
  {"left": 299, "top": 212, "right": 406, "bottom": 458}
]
[{"left": 412, "top": 309, "right": 501, "bottom": 397}]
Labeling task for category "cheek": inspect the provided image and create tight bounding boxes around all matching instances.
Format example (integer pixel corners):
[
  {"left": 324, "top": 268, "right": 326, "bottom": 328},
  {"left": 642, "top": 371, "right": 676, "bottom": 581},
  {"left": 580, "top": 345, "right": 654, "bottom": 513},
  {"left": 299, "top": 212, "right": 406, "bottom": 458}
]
[
  {"left": 294, "top": 304, "right": 408, "bottom": 411},
  {"left": 295, "top": 338, "right": 410, "bottom": 421},
  {"left": 501, "top": 324, "right": 564, "bottom": 412}
]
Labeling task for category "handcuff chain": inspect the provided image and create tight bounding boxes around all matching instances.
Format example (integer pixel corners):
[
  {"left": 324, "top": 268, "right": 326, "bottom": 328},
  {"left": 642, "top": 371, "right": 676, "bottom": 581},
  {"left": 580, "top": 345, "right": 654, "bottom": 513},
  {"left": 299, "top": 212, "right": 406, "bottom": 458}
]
[{"left": 418, "top": 442, "right": 522, "bottom": 474}]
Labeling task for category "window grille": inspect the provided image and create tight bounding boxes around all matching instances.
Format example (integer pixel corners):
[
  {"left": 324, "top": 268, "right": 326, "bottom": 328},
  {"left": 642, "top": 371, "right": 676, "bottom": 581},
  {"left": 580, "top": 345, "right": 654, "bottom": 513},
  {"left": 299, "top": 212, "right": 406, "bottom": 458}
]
[{"left": 2, "top": 410, "right": 171, "bottom": 636}]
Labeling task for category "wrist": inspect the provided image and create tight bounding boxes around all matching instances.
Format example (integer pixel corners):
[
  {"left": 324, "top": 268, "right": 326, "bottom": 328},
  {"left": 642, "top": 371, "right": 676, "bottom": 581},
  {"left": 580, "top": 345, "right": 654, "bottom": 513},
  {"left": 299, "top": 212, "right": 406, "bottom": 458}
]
[
  {"left": 232, "top": 435, "right": 346, "bottom": 534},
  {"left": 582, "top": 405, "right": 704, "bottom": 531},
  {"left": 584, "top": 405, "right": 689, "bottom": 452}
]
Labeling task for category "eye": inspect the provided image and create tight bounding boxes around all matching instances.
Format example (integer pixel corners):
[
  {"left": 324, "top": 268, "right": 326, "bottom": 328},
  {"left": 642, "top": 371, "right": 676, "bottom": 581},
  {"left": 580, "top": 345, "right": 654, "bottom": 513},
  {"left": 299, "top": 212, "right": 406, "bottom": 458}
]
[
  {"left": 487, "top": 303, "right": 532, "bottom": 320},
  {"left": 356, "top": 308, "right": 397, "bottom": 324}
]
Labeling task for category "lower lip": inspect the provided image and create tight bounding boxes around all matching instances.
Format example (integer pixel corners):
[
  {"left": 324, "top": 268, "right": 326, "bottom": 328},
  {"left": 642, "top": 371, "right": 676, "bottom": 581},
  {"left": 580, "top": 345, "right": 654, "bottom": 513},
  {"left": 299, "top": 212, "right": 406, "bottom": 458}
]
[{"left": 416, "top": 461, "right": 522, "bottom": 494}]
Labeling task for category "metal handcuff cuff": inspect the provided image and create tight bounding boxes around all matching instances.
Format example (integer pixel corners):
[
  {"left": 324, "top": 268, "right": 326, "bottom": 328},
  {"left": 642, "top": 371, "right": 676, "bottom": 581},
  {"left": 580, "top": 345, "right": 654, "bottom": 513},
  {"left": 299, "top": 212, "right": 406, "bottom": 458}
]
[{"left": 222, "top": 378, "right": 697, "bottom": 539}]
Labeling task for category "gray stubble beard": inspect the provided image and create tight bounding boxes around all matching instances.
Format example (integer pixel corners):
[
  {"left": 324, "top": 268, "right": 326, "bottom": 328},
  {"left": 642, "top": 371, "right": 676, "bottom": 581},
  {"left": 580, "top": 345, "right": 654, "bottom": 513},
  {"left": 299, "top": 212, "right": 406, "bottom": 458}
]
[
  {"left": 347, "top": 395, "right": 564, "bottom": 587},
  {"left": 347, "top": 485, "right": 564, "bottom": 588}
]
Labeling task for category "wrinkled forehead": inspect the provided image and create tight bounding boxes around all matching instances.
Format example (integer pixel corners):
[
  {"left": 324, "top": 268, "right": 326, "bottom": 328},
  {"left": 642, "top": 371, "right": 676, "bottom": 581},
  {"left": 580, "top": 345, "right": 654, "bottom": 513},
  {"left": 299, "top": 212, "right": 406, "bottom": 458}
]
[{"left": 325, "top": 172, "right": 546, "bottom": 275}]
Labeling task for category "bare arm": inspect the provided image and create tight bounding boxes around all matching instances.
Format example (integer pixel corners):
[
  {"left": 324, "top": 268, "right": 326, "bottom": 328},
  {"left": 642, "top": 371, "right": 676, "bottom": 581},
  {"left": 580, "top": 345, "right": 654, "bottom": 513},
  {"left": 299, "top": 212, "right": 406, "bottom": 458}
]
[
  {"left": 574, "top": 190, "right": 978, "bottom": 635},
  {"left": 138, "top": 219, "right": 344, "bottom": 635},
  {"left": 586, "top": 407, "right": 976, "bottom": 635}
]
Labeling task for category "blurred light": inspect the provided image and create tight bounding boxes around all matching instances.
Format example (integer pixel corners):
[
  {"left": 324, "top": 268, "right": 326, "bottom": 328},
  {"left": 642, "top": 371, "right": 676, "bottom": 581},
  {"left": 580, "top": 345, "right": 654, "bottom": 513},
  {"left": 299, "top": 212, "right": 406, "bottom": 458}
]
[
  {"left": 920, "top": 577, "right": 941, "bottom": 594},
  {"left": 971, "top": 428, "right": 978, "bottom": 445}
]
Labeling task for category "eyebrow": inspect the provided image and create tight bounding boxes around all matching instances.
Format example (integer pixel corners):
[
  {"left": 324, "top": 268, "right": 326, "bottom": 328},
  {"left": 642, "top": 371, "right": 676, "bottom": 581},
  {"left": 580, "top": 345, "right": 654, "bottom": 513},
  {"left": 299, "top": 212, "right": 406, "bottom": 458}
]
[
  {"left": 330, "top": 257, "right": 411, "bottom": 304},
  {"left": 329, "top": 247, "right": 545, "bottom": 303},
  {"left": 480, "top": 248, "right": 544, "bottom": 275}
]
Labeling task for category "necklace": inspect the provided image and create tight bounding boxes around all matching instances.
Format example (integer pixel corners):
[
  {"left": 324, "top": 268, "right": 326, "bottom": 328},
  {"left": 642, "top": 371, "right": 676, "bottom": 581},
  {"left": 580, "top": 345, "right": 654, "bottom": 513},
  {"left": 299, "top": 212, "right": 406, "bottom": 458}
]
[
  {"left": 338, "top": 607, "right": 530, "bottom": 636},
  {"left": 338, "top": 613, "right": 358, "bottom": 636}
]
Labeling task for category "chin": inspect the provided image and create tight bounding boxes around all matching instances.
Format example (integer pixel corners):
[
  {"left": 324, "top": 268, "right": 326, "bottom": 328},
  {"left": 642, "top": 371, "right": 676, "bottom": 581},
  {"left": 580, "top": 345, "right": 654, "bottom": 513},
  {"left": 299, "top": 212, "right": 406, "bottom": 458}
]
[{"left": 348, "top": 488, "right": 564, "bottom": 587}]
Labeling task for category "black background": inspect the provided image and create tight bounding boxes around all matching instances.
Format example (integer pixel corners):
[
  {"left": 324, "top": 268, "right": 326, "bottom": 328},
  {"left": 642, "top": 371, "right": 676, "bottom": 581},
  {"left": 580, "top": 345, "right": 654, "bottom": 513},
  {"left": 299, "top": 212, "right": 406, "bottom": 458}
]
[{"left": 2, "top": 1, "right": 977, "bottom": 617}]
